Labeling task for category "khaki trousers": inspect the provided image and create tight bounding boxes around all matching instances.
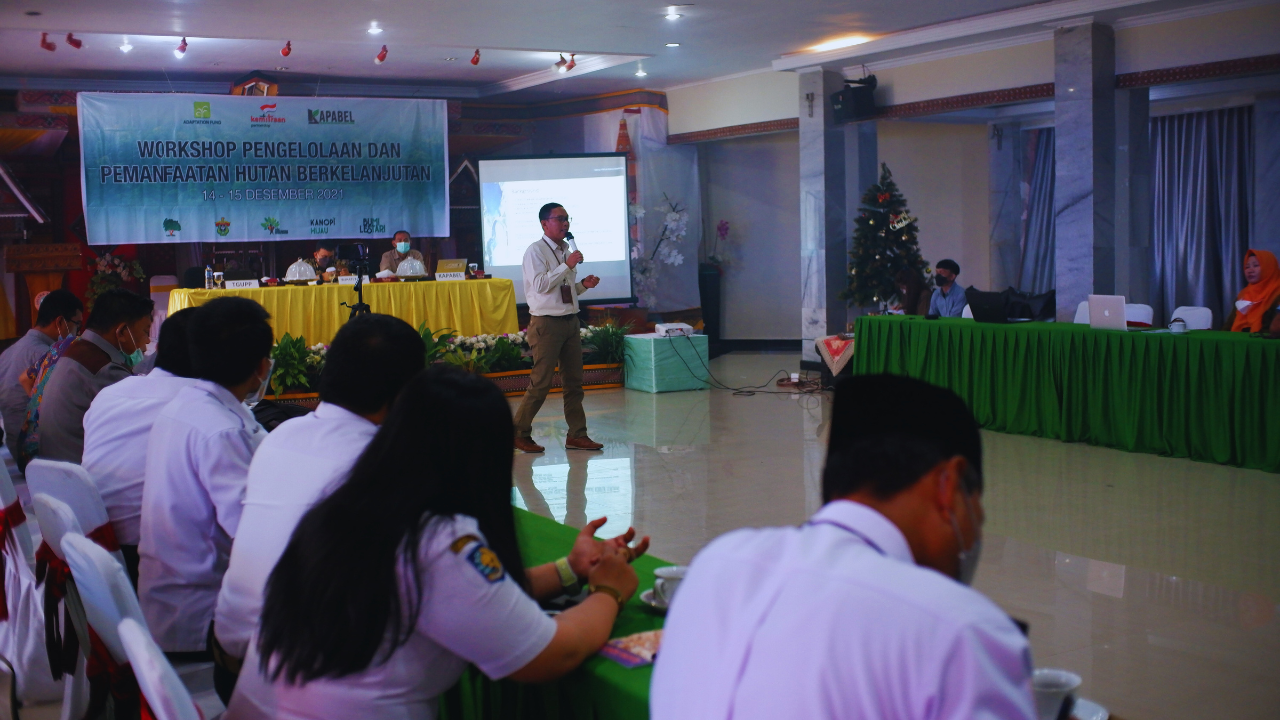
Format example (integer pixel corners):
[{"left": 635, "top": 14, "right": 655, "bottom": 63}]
[{"left": 514, "top": 314, "right": 587, "bottom": 439}]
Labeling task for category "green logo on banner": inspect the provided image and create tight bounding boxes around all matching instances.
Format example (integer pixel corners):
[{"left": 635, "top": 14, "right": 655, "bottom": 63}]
[
  {"left": 163, "top": 218, "right": 181, "bottom": 236},
  {"left": 261, "top": 217, "right": 288, "bottom": 235},
  {"left": 193, "top": 102, "right": 211, "bottom": 119},
  {"left": 215, "top": 217, "right": 230, "bottom": 237}
]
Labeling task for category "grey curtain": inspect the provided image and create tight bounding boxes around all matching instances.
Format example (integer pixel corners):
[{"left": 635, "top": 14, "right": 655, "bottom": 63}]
[
  {"left": 1151, "top": 106, "right": 1254, "bottom": 327},
  {"left": 1018, "top": 128, "right": 1056, "bottom": 294}
]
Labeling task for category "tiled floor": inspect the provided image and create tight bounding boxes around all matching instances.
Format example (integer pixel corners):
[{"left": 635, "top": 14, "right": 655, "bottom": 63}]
[{"left": 512, "top": 351, "right": 1280, "bottom": 720}]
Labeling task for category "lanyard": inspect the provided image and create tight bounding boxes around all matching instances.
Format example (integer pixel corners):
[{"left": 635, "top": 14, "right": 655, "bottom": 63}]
[
  {"left": 806, "top": 518, "right": 888, "bottom": 557},
  {"left": 542, "top": 237, "right": 565, "bottom": 261}
]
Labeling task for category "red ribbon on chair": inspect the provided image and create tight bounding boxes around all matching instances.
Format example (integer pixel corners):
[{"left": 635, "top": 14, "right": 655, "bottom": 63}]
[
  {"left": 84, "top": 627, "right": 140, "bottom": 720},
  {"left": 86, "top": 522, "right": 121, "bottom": 553},
  {"left": 34, "top": 540, "right": 79, "bottom": 680},
  {"left": 0, "top": 499, "right": 28, "bottom": 621}
]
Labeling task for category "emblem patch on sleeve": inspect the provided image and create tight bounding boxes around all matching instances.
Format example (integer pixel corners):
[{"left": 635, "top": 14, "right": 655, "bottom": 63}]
[{"left": 466, "top": 545, "right": 505, "bottom": 583}]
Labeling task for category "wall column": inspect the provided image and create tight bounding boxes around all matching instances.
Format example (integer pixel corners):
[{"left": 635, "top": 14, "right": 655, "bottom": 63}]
[
  {"left": 989, "top": 122, "right": 1023, "bottom": 291},
  {"left": 798, "top": 69, "right": 849, "bottom": 362},
  {"left": 1255, "top": 94, "right": 1280, "bottom": 257},
  {"left": 1115, "top": 87, "right": 1152, "bottom": 306},
  {"left": 1053, "top": 22, "right": 1116, "bottom": 320}
]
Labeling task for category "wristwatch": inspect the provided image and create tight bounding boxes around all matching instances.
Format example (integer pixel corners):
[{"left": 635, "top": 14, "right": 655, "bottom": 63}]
[
  {"left": 587, "top": 584, "right": 626, "bottom": 611},
  {"left": 554, "top": 557, "right": 581, "bottom": 595}
]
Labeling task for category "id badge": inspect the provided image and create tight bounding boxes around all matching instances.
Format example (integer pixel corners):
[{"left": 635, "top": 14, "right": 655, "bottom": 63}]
[{"left": 560, "top": 285, "right": 573, "bottom": 303}]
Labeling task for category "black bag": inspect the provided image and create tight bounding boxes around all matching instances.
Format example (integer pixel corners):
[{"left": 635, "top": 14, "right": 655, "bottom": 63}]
[{"left": 252, "top": 399, "right": 312, "bottom": 432}]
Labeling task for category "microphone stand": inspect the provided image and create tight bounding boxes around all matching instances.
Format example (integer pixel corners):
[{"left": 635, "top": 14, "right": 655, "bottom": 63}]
[{"left": 340, "top": 249, "right": 372, "bottom": 320}]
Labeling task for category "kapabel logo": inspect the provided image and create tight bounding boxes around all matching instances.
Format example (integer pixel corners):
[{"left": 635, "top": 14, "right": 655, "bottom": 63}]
[
  {"left": 308, "top": 109, "right": 355, "bottom": 125},
  {"left": 250, "top": 103, "right": 286, "bottom": 124}
]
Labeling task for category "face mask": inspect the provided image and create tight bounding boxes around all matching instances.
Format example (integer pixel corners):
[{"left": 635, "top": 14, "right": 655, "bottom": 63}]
[
  {"left": 396, "top": 241, "right": 410, "bottom": 253},
  {"left": 949, "top": 490, "right": 982, "bottom": 586},
  {"left": 123, "top": 327, "right": 144, "bottom": 368},
  {"left": 245, "top": 359, "right": 276, "bottom": 405},
  {"left": 935, "top": 274, "right": 950, "bottom": 287}
]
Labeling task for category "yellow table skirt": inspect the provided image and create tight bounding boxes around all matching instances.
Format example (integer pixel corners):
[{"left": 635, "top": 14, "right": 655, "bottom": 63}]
[{"left": 168, "top": 279, "right": 519, "bottom": 344}]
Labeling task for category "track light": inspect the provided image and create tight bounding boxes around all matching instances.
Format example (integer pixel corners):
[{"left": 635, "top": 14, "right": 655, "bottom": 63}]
[
  {"left": 471, "top": 49, "right": 481, "bottom": 65},
  {"left": 40, "top": 32, "right": 56, "bottom": 52},
  {"left": 65, "top": 33, "right": 82, "bottom": 49},
  {"left": 554, "top": 54, "right": 567, "bottom": 72},
  {"left": 119, "top": 36, "right": 132, "bottom": 53},
  {"left": 368, "top": 22, "right": 382, "bottom": 35},
  {"left": 174, "top": 37, "right": 187, "bottom": 59},
  {"left": 665, "top": 43, "right": 680, "bottom": 47},
  {"left": 375, "top": 45, "right": 388, "bottom": 64},
  {"left": 666, "top": 6, "right": 682, "bottom": 19},
  {"left": 565, "top": 53, "right": 576, "bottom": 71},
  {"left": 635, "top": 67, "right": 648, "bottom": 77},
  {"left": 281, "top": 40, "right": 291, "bottom": 57}
]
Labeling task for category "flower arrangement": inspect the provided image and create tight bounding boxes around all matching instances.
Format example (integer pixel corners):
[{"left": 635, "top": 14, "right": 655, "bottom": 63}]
[
  {"left": 631, "top": 193, "right": 689, "bottom": 309},
  {"left": 86, "top": 252, "right": 146, "bottom": 310},
  {"left": 702, "top": 219, "right": 734, "bottom": 269},
  {"left": 269, "top": 334, "right": 327, "bottom": 395}
]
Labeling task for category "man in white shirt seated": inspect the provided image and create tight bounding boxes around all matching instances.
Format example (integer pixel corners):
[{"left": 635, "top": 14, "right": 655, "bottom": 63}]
[
  {"left": 651, "top": 374, "right": 1035, "bottom": 720},
  {"left": 212, "top": 313, "right": 425, "bottom": 703},
  {"left": 138, "top": 297, "right": 273, "bottom": 661},
  {"left": 82, "top": 308, "right": 199, "bottom": 585}
]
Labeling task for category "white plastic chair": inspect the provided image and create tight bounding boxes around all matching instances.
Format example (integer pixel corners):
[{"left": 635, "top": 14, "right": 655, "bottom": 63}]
[
  {"left": 0, "top": 462, "right": 33, "bottom": 570},
  {"left": 29, "top": 495, "right": 92, "bottom": 720},
  {"left": 150, "top": 275, "right": 180, "bottom": 347},
  {"left": 118, "top": 618, "right": 202, "bottom": 720},
  {"left": 961, "top": 305, "right": 974, "bottom": 320},
  {"left": 0, "top": 483, "right": 63, "bottom": 705},
  {"left": 1170, "top": 305, "right": 1213, "bottom": 330},
  {"left": 1125, "top": 303, "right": 1154, "bottom": 326},
  {"left": 25, "top": 460, "right": 126, "bottom": 569},
  {"left": 1073, "top": 301, "right": 1090, "bottom": 324},
  {"left": 60, "top": 534, "right": 145, "bottom": 667}
]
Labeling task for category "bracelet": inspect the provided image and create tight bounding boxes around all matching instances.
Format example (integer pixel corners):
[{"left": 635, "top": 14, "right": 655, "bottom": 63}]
[
  {"left": 554, "top": 557, "right": 581, "bottom": 593},
  {"left": 587, "top": 584, "right": 626, "bottom": 612}
]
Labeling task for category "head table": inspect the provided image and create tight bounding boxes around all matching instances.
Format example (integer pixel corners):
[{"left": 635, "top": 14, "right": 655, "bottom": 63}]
[{"left": 168, "top": 278, "right": 519, "bottom": 344}]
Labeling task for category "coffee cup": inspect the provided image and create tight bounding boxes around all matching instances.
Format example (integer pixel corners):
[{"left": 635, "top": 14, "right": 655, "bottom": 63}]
[
  {"left": 212, "top": 271, "right": 225, "bottom": 290},
  {"left": 1032, "top": 668, "right": 1081, "bottom": 720},
  {"left": 1169, "top": 318, "right": 1188, "bottom": 334},
  {"left": 652, "top": 566, "right": 688, "bottom": 607}
]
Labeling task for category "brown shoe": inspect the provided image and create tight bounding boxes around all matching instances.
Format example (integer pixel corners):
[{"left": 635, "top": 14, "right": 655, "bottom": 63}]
[
  {"left": 514, "top": 437, "right": 545, "bottom": 453},
  {"left": 565, "top": 435, "right": 604, "bottom": 451}
]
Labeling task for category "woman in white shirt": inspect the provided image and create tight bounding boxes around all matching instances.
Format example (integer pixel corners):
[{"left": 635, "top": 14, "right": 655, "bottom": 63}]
[{"left": 226, "top": 366, "right": 642, "bottom": 720}]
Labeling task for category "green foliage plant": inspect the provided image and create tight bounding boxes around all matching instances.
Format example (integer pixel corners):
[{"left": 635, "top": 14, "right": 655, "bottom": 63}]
[{"left": 270, "top": 333, "right": 311, "bottom": 396}]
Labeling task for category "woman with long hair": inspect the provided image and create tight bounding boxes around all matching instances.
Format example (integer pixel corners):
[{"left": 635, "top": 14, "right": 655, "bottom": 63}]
[{"left": 226, "top": 366, "right": 643, "bottom": 720}]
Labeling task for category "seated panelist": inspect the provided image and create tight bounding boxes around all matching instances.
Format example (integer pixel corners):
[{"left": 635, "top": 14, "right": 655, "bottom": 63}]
[
  {"left": 928, "top": 259, "right": 966, "bottom": 318},
  {"left": 304, "top": 239, "right": 350, "bottom": 277},
  {"left": 1226, "top": 249, "right": 1280, "bottom": 333},
  {"left": 380, "top": 230, "right": 425, "bottom": 273}
]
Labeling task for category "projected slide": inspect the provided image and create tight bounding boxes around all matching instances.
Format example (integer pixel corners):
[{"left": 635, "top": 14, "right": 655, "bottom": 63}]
[{"left": 480, "top": 155, "right": 631, "bottom": 304}]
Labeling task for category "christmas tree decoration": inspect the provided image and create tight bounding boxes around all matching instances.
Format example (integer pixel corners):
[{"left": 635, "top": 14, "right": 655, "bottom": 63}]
[{"left": 841, "top": 163, "right": 931, "bottom": 308}]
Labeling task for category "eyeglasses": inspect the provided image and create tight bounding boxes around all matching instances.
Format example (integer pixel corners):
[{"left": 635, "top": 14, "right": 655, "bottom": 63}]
[{"left": 548, "top": 215, "right": 571, "bottom": 223}]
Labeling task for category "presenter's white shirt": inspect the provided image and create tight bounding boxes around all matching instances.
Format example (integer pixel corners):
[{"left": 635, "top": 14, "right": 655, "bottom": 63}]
[
  {"left": 650, "top": 500, "right": 1035, "bottom": 720},
  {"left": 138, "top": 380, "right": 266, "bottom": 652},
  {"left": 225, "top": 514, "right": 558, "bottom": 720},
  {"left": 215, "top": 402, "right": 377, "bottom": 658},
  {"left": 522, "top": 235, "right": 588, "bottom": 317},
  {"left": 81, "top": 368, "right": 199, "bottom": 546}
]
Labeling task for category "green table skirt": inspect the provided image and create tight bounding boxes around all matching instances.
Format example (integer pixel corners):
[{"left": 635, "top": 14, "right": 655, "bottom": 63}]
[
  {"left": 440, "top": 508, "right": 669, "bottom": 720},
  {"left": 851, "top": 316, "right": 1280, "bottom": 473}
]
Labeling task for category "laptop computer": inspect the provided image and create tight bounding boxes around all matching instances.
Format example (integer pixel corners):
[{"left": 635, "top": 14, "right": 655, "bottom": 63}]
[{"left": 1088, "top": 294, "right": 1127, "bottom": 330}]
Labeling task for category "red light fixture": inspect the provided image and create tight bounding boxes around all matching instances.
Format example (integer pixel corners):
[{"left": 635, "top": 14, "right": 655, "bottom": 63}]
[
  {"left": 375, "top": 45, "right": 388, "bottom": 64},
  {"left": 65, "top": 33, "right": 82, "bottom": 49},
  {"left": 554, "top": 53, "right": 567, "bottom": 72},
  {"left": 281, "top": 40, "right": 292, "bottom": 57},
  {"left": 565, "top": 53, "right": 576, "bottom": 71},
  {"left": 174, "top": 37, "right": 188, "bottom": 59},
  {"left": 471, "top": 49, "right": 480, "bottom": 65},
  {"left": 40, "top": 32, "right": 56, "bottom": 52}
]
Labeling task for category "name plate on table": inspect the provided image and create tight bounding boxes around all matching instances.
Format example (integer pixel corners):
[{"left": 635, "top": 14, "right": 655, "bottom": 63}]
[
  {"left": 225, "top": 280, "right": 258, "bottom": 289},
  {"left": 337, "top": 275, "right": 371, "bottom": 285},
  {"left": 436, "top": 259, "right": 467, "bottom": 282}
]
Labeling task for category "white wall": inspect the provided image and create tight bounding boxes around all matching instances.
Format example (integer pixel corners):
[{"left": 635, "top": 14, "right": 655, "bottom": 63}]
[
  {"left": 701, "top": 131, "right": 801, "bottom": 339},
  {"left": 1115, "top": 3, "right": 1280, "bottom": 74},
  {"left": 872, "top": 41, "right": 1054, "bottom": 106},
  {"left": 667, "top": 72, "right": 799, "bottom": 136},
  {"left": 878, "top": 121, "right": 991, "bottom": 292}
]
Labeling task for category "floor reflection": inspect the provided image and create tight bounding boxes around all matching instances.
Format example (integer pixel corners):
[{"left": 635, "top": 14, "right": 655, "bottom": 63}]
[{"left": 510, "top": 351, "right": 1280, "bottom": 720}]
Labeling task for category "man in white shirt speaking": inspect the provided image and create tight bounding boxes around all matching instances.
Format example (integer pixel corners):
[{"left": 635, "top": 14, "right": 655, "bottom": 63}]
[
  {"left": 213, "top": 313, "right": 425, "bottom": 703},
  {"left": 512, "top": 202, "right": 603, "bottom": 454},
  {"left": 139, "top": 298, "right": 273, "bottom": 660},
  {"left": 651, "top": 374, "right": 1036, "bottom": 720},
  {"left": 82, "top": 307, "right": 199, "bottom": 585}
]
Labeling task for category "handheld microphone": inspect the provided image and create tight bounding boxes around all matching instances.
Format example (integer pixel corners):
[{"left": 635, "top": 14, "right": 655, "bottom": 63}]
[{"left": 565, "top": 231, "right": 580, "bottom": 255}]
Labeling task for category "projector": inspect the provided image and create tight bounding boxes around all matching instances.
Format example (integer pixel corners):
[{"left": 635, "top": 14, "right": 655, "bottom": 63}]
[{"left": 655, "top": 323, "right": 694, "bottom": 337}]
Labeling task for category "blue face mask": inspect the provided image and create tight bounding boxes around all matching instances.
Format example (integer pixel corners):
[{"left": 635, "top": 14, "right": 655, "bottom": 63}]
[{"left": 396, "top": 241, "right": 411, "bottom": 253}]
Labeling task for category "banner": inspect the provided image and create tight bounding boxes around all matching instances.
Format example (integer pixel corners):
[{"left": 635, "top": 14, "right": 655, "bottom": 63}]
[{"left": 78, "top": 93, "right": 448, "bottom": 244}]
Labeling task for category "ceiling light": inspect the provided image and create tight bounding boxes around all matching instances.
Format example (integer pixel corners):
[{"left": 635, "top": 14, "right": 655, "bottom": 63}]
[
  {"left": 119, "top": 36, "right": 132, "bottom": 53},
  {"left": 471, "top": 49, "right": 481, "bottom": 65},
  {"left": 280, "top": 40, "right": 291, "bottom": 57},
  {"left": 565, "top": 53, "right": 576, "bottom": 71},
  {"left": 25, "top": 10, "right": 41, "bottom": 16},
  {"left": 174, "top": 37, "right": 187, "bottom": 59},
  {"left": 635, "top": 68, "right": 648, "bottom": 77},
  {"left": 367, "top": 22, "right": 383, "bottom": 35},
  {"left": 808, "top": 35, "right": 871, "bottom": 53},
  {"left": 39, "top": 32, "right": 56, "bottom": 52},
  {"left": 665, "top": 43, "right": 680, "bottom": 47},
  {"left": 65, "top": 33, "right": 82, "bottom": 49},
  {"left": 444, "top": 57, "right": 457, "bottom": 61},
  {"left": 276, "top": 66, "right": 289, "bottom": 71},
  {"left": 554, "top": 53, "right": 567, "bottom": 72},
  {"left": 375, "top": 45, "right": 388, "bottom": 64},
  {"left": 666, "top": 5, "right": 682, "bottom": 19}
]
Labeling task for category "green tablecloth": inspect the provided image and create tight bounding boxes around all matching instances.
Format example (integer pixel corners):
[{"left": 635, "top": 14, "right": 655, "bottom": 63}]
[
  {"left": 440, "top": 508, "right": 669, "bottom": 720},
  {"left": 851, "top": 316, "right": 1280, "bottom": 473}
]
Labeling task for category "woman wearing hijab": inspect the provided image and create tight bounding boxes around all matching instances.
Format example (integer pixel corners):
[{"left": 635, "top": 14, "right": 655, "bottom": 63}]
[{"left": 1226, "top": 249, "right": 1280, "bottom": 333}]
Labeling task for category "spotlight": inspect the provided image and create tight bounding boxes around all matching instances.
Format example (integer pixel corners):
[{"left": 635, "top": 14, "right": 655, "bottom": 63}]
[
  {"left": 635, "top": 68, "right": 647, "bottom": 77},
  {"left": 471, "top": 49, "right": 481, "bottom": 65},
  {"left": 174, "top": 37, "right": 187, "bottom": 59},
  {"left": 65, "top": 33, "right": 82, "bottom": 49},
  {"left": 39, "top": 32, "right": 56, "bottom": 52},
  {"left": 554, "top": 53, "right": 567, "bottom": 72},
  {"left": 281, "top": 40, "right": 291, "bottom": 57},
  {"left": 368, "top": 22, "right": 383, "bottom": 35},
  {"left": 565, "top": 53, "right": 576, "bottom": 71},
  {"left": 666, "top": 6, "right": 682, "bottom": 19},
  {"left": 375, "top": 45, "right": 388, "bottom": 64},
  {"left": 119, "top": 36, "right": 132, "bottom": 53}
]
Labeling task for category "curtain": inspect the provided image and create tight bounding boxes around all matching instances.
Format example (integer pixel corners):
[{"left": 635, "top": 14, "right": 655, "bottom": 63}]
[
  {"left": 1017, "top": 128, "right": 1055, "bottom": 294},
  {"left": 1151, "top": 106, "right": 1254, "bottom": 327}
]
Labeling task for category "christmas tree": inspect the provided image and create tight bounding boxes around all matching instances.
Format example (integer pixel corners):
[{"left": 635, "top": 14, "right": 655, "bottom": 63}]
[{"left": 841, "top": 163, "right": 930, "bottom": 308}]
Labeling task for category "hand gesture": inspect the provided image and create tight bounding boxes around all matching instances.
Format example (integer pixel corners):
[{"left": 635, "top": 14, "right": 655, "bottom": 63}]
[
  {"left": 567, "top": 516, "right": 650, "bottom": 580},
  {"left": 566, "top": 250, "right": 584, "bottom": 268},
  {"left": 587, "top": 544, "right": 639, "bottom": 603},
  {"left": 582, "top": 275, "right": 600, "bottom": 289}
]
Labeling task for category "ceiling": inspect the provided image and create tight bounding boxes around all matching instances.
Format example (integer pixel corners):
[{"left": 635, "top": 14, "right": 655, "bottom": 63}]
[{"left": 0, "top": 0, "right": 1047, "bottom": 102}]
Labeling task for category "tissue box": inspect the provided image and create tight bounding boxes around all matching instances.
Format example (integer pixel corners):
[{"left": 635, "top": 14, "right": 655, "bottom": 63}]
[{"left": 624, "top": 333, "right": 709, "bottom": 393}]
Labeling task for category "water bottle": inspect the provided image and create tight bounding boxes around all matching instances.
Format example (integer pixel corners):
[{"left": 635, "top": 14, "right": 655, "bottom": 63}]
[{"left": 205, "top": 265, "right": 214, "bottom": 289}]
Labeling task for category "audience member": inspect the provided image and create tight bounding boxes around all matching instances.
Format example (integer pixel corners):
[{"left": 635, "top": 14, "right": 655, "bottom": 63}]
[
  {"left": 81, "top": 308, "right": 199, "bottom": 585},
  {"left": 213, "top": 313, "right": 425, "bottom": 703},
  {"left": 138, "top": 297, "right": 273, "bottom": 656},
  {"left": 893, "top": 268, "right": 931, "bottom": 316},
  {"left": 1227, "top": 249, "right": 1280, "bottom": 333},
  {"left": 380, "top": 230, "right": 425, "bottom": 273},
  {"left": 651, "top": 374, "right": 1034, "bottom": 720},
  {"left": 0, "top": 290, "right": 81, "bottom": 460},
  {"left": 227, "top": 366, "right": 648, "bottom": 720},
  {"left": 928, "top": 259, "right": 967, "bottom": 318},
  {"left": 36, "top": 288, "right": 153, "bottom": 463}
]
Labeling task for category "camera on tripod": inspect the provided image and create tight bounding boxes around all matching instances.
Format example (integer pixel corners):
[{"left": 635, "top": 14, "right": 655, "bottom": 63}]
[{"left": 337, "top": 242, "right": 372, "bottom": 319}]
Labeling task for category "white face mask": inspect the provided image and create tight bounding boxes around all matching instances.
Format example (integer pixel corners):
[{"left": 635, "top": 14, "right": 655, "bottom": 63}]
[
  {"left": 949, "top": 490, "right": 982, "bottom": 586},
  {"left": 245, "top": 359, "right": 276, "bottom": 405}
]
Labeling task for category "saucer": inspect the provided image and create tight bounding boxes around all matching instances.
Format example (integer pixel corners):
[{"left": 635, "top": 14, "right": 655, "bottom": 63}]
[
  {"left": 1073, "top": 698, "right": 1108, "bottom": 720},
  {"left": 640, "top": 589, "right": 668, "bottom": 612}
]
